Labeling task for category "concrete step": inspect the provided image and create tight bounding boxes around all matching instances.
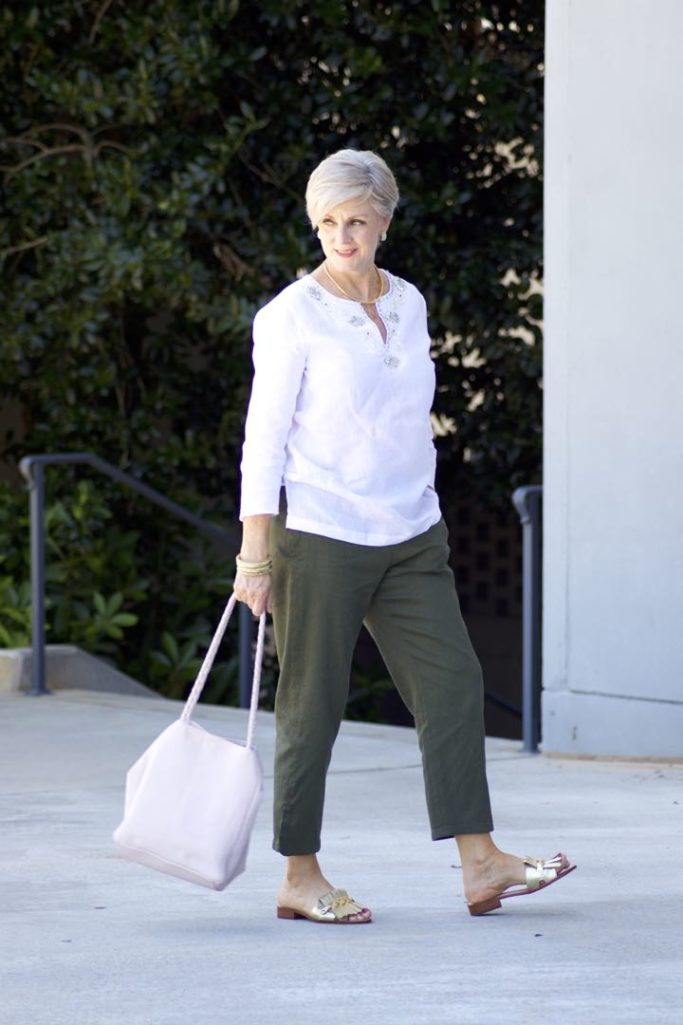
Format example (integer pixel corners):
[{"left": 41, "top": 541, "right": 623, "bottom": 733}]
[{"left": 0, "top": 644, "right": 159, "bottom": 698}]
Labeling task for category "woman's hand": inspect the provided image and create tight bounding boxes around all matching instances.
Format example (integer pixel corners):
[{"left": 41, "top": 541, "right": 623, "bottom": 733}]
[
  {"left": 234, "top": 513, "right": 273, "bottom": 616},
  {"left": 233, "top": 570, "right": 272, "bottom": 617}
]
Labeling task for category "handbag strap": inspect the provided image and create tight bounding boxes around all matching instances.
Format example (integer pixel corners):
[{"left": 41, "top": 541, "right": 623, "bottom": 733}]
[{"left": 180, "top": 593, "right": 266, "bottom": 750}]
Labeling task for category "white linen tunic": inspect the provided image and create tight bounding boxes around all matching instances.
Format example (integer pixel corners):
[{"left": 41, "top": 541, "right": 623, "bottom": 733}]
[{"left": 239, "top": 270, "right": 442, "bottom": 546}]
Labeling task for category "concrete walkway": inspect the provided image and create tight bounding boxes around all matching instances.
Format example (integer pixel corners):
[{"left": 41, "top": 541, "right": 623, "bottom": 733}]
[{"left": 1, "top": 689, "right": 681, "bottom": 1025}]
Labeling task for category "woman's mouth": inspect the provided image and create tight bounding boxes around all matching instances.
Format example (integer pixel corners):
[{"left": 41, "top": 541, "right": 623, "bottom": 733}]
[{"left": 335, "top": 249, "right": 357, "bottom": 258}]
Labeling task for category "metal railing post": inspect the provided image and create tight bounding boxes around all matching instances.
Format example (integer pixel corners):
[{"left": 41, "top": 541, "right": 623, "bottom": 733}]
[
  {"left": 512, "top": 485, "right": 543, "bottom": 753},
  {"left": 27, "top": 462, "right": 50, "bottom": 696}
]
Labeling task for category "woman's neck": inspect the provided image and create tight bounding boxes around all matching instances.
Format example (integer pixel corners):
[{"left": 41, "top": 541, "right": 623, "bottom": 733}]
[{"left": 318, "top": 261, "right": 384, "bottom": 304}]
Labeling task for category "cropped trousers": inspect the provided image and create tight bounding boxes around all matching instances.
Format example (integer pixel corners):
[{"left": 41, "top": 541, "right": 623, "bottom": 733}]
[{"left": 270, "top": 510, "right": 494, "bottom": 856}]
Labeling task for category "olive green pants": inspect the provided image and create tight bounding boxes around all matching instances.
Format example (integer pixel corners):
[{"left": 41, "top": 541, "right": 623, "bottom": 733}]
[{"left": 270, "top": 512, "right": 494, "bottom": 856}]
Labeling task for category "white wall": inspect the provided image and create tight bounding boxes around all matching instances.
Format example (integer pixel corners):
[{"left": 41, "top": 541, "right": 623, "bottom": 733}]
[{"left": 543, "top": 0, "right": 683, "bottom": 756}]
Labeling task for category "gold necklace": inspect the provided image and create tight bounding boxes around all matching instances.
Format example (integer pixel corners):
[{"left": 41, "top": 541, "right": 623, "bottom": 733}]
[{"left": 323, "top": 262, "right": 385, "bottom": 305}]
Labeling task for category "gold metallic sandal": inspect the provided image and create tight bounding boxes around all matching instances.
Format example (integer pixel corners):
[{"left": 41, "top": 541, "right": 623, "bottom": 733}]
[
  {"left": 277, "top": 887, "right": 372, "bottom": 924},
  {"left": 468, "top": 852, "right": 577, "bottom": 917}
]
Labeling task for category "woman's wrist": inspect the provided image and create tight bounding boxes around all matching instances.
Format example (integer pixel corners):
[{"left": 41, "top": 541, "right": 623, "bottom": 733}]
[
  {"left": 235, "top": 554, "right": 272, "bottom": 577},
  {"left": 240, "top": 513, "right": 273, "bottom": 562},
  {"left": 238, "top": 547, "right": 271, "bottom": 562}
]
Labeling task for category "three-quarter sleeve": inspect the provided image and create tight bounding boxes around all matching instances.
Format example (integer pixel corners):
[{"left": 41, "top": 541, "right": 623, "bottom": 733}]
[{"left": 239, "top": 300, "right": 307, "bottom": 519}]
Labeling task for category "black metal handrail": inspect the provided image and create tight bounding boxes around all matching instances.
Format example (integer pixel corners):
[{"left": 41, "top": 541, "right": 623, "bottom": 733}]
[
  {"left": 484, "top": 690, "right": 521, "bottom": 719},
  {"left": 512, "top": 485, "right": 543, "bottom": 753},
  {"left": 18, "top": 452, "right": 254, "bottom": 704}
]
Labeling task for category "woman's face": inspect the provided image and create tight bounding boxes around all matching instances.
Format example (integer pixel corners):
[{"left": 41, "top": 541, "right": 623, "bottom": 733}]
[{"left": 316, "top": 198, "right": 390, "bottom": 274}]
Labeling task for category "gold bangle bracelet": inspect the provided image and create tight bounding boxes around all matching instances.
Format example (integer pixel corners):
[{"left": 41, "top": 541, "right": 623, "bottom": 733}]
[{"left": 235, "top": 554, "right": 273, "bottom": 576}]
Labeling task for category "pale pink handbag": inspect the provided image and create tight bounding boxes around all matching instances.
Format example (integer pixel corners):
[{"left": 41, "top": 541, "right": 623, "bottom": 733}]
[{"left": 113, "top": 594, "right": 266, "bottom": 890}]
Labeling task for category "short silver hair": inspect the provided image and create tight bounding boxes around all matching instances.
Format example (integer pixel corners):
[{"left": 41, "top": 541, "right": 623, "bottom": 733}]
[{"left": 305, "top": 149, "right": 400, "bottom": 228}]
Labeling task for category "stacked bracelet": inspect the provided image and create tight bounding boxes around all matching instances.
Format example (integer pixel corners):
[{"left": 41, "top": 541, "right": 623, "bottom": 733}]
[{"left": 235, "top": 554, "right": 273, "bottom": 577}]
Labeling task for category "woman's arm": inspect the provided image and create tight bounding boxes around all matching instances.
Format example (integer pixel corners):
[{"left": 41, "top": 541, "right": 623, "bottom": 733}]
[
  {"left": 235, "top": 296, "right": 306, "bottom": 616},
  {"left": 239, "top": 301, "right": 306, "bottom": 521}
]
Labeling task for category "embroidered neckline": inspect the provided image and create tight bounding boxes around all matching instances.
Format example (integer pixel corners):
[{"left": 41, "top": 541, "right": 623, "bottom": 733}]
[{"left": 303, "top": 272, "right": 407, "bottom": 369}]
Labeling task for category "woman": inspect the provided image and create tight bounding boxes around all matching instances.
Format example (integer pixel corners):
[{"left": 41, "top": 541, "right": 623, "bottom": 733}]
[{"left": 234, "top": 149, "right": 575, "bottom": 923}]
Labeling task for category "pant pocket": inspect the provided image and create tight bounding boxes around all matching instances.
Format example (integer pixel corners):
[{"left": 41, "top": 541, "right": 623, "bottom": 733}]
[{"left": 271, "top": 514, "right": 303, "bottom": 561}]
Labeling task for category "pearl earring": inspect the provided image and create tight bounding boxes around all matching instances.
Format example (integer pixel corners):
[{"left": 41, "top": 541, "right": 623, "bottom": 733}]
[{"left": 380, "top": 231, "right": 387, "bottom": 242}]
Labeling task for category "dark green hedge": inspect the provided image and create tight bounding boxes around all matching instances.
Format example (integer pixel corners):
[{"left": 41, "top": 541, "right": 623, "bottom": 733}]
[{"left": 0, "top": 1, "right": 543, "bottom": 697}]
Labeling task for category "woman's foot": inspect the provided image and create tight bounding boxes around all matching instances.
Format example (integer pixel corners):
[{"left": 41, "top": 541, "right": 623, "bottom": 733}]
[
  {"left": 460, "top": 848, "right": 532, "bottom": 907},
  {"left": 277, "top": 854, "right": 371, "bottom": 924},
  {"left": 456, "top": 835, "right": 574, "bottom": 913}
]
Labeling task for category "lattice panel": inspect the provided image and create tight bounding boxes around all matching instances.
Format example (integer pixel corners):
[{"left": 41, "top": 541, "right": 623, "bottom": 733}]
[{"left": 447, "top": 504, "right": 523, "bottom": 619}]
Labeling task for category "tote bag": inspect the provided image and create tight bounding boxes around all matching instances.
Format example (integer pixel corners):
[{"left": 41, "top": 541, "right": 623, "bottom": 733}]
[{"left": 113, "top": 594, "right": 266, "bottom": 891}]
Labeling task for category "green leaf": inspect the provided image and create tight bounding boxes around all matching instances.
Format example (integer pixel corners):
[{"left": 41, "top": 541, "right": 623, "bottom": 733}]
[
  {"left": 161, "top": 631, "right": 179, "bottom": 662},
  {"left": 111, "top": 612, "right": 138, "bottom": 627}
]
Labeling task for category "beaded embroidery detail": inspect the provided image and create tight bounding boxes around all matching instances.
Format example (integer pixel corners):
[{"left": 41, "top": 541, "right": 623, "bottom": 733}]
[{"left": 305, "top": 273, "right": 407, "bottom": 368}]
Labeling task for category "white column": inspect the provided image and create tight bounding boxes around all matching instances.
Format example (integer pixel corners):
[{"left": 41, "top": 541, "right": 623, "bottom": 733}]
[{"left": 543, "top": 0, "right": 683, "bottom": 756}]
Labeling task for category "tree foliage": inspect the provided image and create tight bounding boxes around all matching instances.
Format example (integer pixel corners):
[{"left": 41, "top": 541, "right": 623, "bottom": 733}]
[{"left": 0, "top": 0, "right": 543, "bottom": 689}]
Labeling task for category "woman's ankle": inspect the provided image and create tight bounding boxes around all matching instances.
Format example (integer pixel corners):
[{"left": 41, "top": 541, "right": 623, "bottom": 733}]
[
  {"left": 284, "top": 853, "right": 323, "bottom": 885},
  {"left": 455, "top": 833, "right": 499, "bottom": 869}
]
